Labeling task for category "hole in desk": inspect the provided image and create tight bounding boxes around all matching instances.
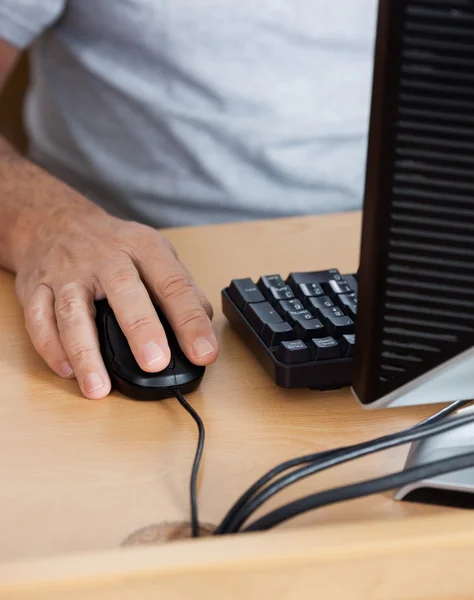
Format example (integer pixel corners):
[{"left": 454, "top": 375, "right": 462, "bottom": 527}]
[{"left": 121, "top": 521, "right": 216, "bottom": 546}]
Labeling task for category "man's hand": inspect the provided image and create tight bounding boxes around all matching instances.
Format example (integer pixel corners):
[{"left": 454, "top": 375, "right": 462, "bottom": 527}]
[
  {"left": 14, "top": 206, "right": 218, "bottom": 399},
  {"left": 0, "top": 42, "right": 217, "bottom": 400}
]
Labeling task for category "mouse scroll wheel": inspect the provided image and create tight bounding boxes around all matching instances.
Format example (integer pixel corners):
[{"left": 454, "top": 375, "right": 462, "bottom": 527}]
[{"left": 165, "top": 352, "right": 175, "bottom": 371}]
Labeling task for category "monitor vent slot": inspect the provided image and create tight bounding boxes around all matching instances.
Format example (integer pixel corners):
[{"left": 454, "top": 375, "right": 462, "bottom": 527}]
[{"left": 379, "top": 0, "right": 474, "bottom": 388}]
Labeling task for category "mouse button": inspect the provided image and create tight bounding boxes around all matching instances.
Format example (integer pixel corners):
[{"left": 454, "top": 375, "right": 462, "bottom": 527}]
[
  {"left": 111, "top": 358, "right": 175, "bottom": 387},
  {"left": 105, "top": 312, "right": 176, "bottom": 382},
  {"left": 104, "top": 312, "right": 132, "bottom": 363},
  {"left": 171, "top": 351, "right": 205, "bottom": 380}
]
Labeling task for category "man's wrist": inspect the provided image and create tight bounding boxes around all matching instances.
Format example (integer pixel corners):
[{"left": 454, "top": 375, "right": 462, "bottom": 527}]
[
  {"left": 0, "top": 137, "right": 105, "bottom": 272},
  {"left": 7, "top": 190, "right": 105, "bottom": 273}
]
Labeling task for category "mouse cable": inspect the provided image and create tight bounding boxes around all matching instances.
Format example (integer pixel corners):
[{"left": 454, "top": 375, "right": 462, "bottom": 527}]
[
  {"left": 243, "top": 449, "right": 474, "bottom": 532},
  {"left": 173, "top": 388, "right": 205, "bottom": 538},
  {"left": 216, "top": 401, "right": 471, "bottom": 535}
]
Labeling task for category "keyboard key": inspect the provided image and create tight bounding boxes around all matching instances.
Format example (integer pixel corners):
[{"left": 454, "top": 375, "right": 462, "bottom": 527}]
[
  {"left": 261, "top": 322, "right": 296, "bottom": 346},
  {"left": 325, "top": 279, "right": 354, "bottom": 297},
  {"left": 306, "top": 295, "right": 334, "bottom": 311},
  {"left": 341, "top": 334, "right": 356, "bottom": 357},
  {"left": 316, "top": 306, "right": 345, "bottom": 322},
  {"left": 276, "top": 299, "right": 305, "bottom": 317},
  {"left": 286, "top": 269, "right": 342, "bottom": 288},
  {"left": 229, "top": 278, "right": 265, "bottom": 310},
  {"left": 257, "top": 275, "right": 286, "bottom": 292},
  {"left": 264, "top": 285, "right": 295, "bottom": 304},
  {"left": 243, "top": 302, "right": 282, "bottom": 334},
  {"left": 325, "top": 315, "right": 355, "bottom": 337},
  {"left": 286, "top": 309, "right": 314, "bottom": 325},
  {"left": 336, "top": 293, "right": 358, "bottom": 318},
  {"left": 276, "top": 340, "right": 311, "bottom": 364},
  {"left": 277, "top": 300, "right": 314, "bottom": 325},
  {"left": 310, "top": 337, "right": 341, "bottom": 360},
  {"left": 344, "top": 274, "right": 358, "bottom": 292},
  {"left": 296, "top": 283, "right": 324, "bottom": 301},
  {"left": 294, "top": 318, "right": 326, "bottom": 341}
]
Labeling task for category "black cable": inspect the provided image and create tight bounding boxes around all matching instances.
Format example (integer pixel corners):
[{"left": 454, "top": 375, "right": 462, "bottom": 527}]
[
  {"left": 215, "top": 402, "right": 468, "bottom": 535},
  {"left": 413, "top": 400, "right": 470, "bottom": 429},
  {"left": 222, "top": 409, "right": 474, "bottom": 534},
  {"left": 244, "top": 450, "right": 474, "bottom": 532},
  {"left": 174, "top": 389, "right": 205, "bottom": 538},
  {"left": 215, "top": 451, "right": 333, "bottom": 534},
  {"left": 217, "top": 405, "right": 474, "bottom": 534},
  {"left": 215, "top": 402, "right": 470, "bottom": 534}
]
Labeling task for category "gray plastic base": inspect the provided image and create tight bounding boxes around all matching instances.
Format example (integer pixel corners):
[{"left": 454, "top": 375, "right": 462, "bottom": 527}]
[{"left": 395, "top": 415, "right": 474, "bottom": 509}]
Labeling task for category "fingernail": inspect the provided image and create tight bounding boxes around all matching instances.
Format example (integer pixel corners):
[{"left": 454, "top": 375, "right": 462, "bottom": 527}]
[
  {"left": 192, "top": 337, "right": 215, "bottom": 359},
  {"left": 142, "top": 341, "right": 165, "bottom": 366},
  {"left": 60, "top": 361, "right": 74, "bottom": 377},
  {"left": 84, "top": 373, "right": 104, "bottom": 393}
]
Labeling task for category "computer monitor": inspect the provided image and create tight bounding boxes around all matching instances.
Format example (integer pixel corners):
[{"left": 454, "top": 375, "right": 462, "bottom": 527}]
[{"left": 352, "top": 0, "right": 474, "bottom": 410}]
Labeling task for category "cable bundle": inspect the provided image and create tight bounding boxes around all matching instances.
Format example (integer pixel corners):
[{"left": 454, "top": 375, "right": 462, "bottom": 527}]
[
  {"left": 174, "top": 388, "right": 474, "bottom": 538},
  {"left": 214, "top": 401, "right": 474, "bottom": 534}
]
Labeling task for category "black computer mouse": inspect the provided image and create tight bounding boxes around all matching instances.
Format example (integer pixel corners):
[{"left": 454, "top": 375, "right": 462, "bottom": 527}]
[{"left": 95, "top": 299, "right": 205, "bottom": 400}]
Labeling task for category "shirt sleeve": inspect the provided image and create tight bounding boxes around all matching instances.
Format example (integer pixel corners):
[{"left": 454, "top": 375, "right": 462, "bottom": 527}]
[{"left": 0, "top": 0, "right": 67, "bottom": 49}]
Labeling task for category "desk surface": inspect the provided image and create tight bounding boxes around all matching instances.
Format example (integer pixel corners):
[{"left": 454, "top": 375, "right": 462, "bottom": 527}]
[{"left": 2, "top": 212, "right": 473, "bottom": 599}]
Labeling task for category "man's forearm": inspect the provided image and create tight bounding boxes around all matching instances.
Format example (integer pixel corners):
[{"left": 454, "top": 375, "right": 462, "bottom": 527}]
[{"left": 0, "top": 135, "right": 103, "bottom": 272}]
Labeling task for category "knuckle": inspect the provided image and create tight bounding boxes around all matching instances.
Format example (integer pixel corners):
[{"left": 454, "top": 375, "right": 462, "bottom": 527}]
[
  {"left": 177, "top": 307, "right": 209, "bottom": 329},
  {"left": 55, "top": 291, "right": 84, "bottom": 323},
  {"left": 70, "top": 346, "right": 96, "bottom": 364},
  {"left": 126, "top": 220, "right": 149, "bottom": 236},
  {"left": 24, "top": 284, "right": 54, "bottom": 328},
  {"left": 36, "top": 336, "right": 56, "bottom": 355},
  {"left": 123, "top": 314, "right": 156, "bottom": 334},
  {"left": 126, "top": 222, "right": 156, "bottom": 247},
  {"left": 107, "top": 268, "right": 140, "bottom": 296},
  {"left": 25, "top": 303, "right": 46, "bottom": 328},
  {"left": 159, "top": 272, "right": 193, "bottom": 301}
]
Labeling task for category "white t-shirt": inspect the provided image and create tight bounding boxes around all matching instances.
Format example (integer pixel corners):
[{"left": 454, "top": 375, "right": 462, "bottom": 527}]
[{"left": 0, "top": 0, "right": 378, "bottom": 227}]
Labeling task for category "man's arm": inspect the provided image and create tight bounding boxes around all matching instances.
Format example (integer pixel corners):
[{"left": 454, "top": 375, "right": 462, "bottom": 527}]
[
  {"left": 0, "top": 39, "right": 32, "bottom": 271},
  {"left": 0, "top": 41, "right": 218, "bottom": 400},
  {"left": 0, "top": 135, "right": 100, "bottom": 271}
]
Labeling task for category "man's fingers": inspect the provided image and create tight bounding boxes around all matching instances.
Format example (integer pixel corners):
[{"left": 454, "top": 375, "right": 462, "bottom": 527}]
[
  {"left": 195, "top": 286, "right": 214, "bottom": 320},
  {"left": 179, "top": 264, "right": 214, "bottom": 320},
  {"left": 54, "top": 282, "right": 111, "bottom": 399},
  {"left": 140, "top": 248, "right": 218, "bottom": 366},
  {"left": 99, "top": 260, "right": 171, "bottom": 372},
  {"left": 24, "top": 284, "right": 75, "bottom": 379}
]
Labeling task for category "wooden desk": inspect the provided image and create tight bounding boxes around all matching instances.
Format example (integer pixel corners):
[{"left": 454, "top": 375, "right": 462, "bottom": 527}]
[{"left": 2, "top": 212, "right": 474, "bottom": 599}]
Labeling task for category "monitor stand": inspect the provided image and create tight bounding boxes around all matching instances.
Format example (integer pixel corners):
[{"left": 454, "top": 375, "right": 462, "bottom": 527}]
[
  {"left": 356, "top": 346, "right": 474, "bottom": 410},
  {"left": 395, "top": 415, "right": 474, "bottom": 509}
]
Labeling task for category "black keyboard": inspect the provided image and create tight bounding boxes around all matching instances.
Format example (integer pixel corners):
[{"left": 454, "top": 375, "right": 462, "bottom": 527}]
[{"left": 221, "top": 269, "right": 357, "bottom": 390}]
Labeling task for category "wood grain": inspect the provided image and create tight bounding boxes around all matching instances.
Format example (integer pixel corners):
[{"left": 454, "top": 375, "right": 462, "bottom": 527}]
[
  {"left": 1, "top": 211, "right": 468, "bottom": 597},
  {"left": 2, "top": 513, "right": 474, "bottom": 599}
]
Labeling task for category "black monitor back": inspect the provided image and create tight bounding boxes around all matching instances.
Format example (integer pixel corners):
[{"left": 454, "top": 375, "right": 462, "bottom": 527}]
[{"left": 353, "top": 0, "right": 474, "bottom": 407}]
